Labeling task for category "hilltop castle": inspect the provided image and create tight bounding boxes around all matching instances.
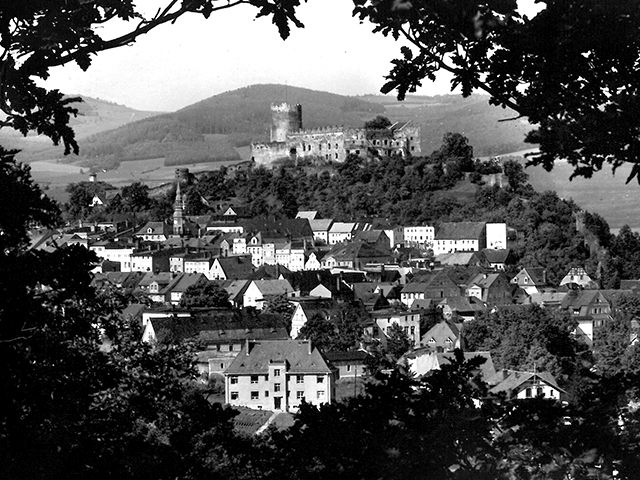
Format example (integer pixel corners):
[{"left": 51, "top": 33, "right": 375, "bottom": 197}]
[{"left": 250, "top": 103, "right": 421, "bottom": 166}]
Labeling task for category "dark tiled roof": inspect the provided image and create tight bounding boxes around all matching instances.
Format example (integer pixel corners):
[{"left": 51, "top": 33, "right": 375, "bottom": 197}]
[
  {"left": 135, "top": 221, "right": 171, "bottom": 236},
  {"left": 435, "top": 222, "right": 485, "bottom": 240},
  {"left": 225, "top": 340, "right": 332, "bottom": 374},
  {"left": 489, "top": 370, "right": 564, "bottom": 394},
  {"left": 216, "top": 256, "right": 254, "bottom": 280},
  {"left": 324, "top": 350, "right": 369, "bottom": 362},
  {"left": 481, "top": 248, "right": 511, "bottom": 264}
]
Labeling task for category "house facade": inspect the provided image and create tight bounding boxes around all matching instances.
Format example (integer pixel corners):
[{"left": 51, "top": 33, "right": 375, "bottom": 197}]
[
  {"left": 433, "top": 222, "right": 486, "bottom": 256},
  {"left": 224, "top": 339, "right": 335, "bottom": 412}
]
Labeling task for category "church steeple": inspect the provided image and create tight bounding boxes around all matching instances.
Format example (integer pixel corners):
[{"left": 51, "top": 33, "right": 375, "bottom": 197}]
[{"left": 173, "top": 181, "right": 184, "bottom": 236}]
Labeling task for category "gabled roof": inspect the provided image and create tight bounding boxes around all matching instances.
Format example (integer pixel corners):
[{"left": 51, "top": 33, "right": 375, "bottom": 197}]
[
  {"left": 215, "top": 256, "right": 254, "bottom": 280},
  {"left": 148, "top": 314, "right": 287, "bottom": 344},
  {"left": 489, "top": 370, "right": 564, "bottom": 395},
  {"left": 170, "top": 273, "right": 206, "bottom": 293},
  {"left": 516, "top": 267, "right": 546, "bottom": 285},
  {"left": 249, "top": 279, "right": 295, "bottom": 296},
  {"left": 296, "top": 211, "right": 318, "bottom": 220},
  {"left": 216, "top": 279, "right": 250, "bottom": 301},
  {"left": 135, "top": 221, "right": 171, "bottom": 236},
  {"left": 561, "top": 289, "right": 609, "bottom": 309},
  {"left": 251, "top": 264, "right": 293, "bottom": 280},
  {"left": 468, "top": 273, "right": 503, "bottom": 289},
  {"left": 354, "top": 230, "right": 388, "bottom": 244},
  {"left": 481, "top": 248, "right": 511, "bottom": 264},
  {"left": 435, "top": 222, "right": 485, "bottom": 240},
  {"left": 402, "top": 282, "right": 431, "bottom": 294},
  {"left": 422, "top": 320, "right": 461, "bottom": 345},
  {"left": 439, "top": 296, "right": 487, "bottom": 313},
  {"left": 225, "top": 340, "right": 332, "bottom": 374},
  {"left": 138, "top": 272, "right": 175, "bottom": 288},
  {"left": 329, "top": 222, "right": 356, "bottom": 234},
  {"left": 309, "top": 218, "right": 334, "bottom": 232},
  {"left": 324, "top": 350, "right": 369, "bottom": 363},
  {"left": 436, "top": 252, "right": 480, "bottom": 266}
]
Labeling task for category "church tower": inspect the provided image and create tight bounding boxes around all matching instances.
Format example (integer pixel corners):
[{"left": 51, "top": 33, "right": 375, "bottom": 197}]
[{"left": 173, "top": 180, "right": 185, "bottom": 236}]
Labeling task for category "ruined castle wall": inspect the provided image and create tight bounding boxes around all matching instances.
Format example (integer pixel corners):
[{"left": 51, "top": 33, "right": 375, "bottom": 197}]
[
  {"left": 287, "top": 126, "right": 347, "bottom": 162},
  {"left": 394, "top": 125, "right": 422, "bottom": 156},
  {"left": 251, "top": 142, "right": 291, "bottom": 166}
]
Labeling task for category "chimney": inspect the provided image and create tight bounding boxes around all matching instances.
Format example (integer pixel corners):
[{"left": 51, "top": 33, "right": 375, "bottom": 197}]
[
  {"left": 308, "top": 339, "right": 312, "bottom": 355},
  {"left": 245, "top": 338, "right": 250, "bottom": 355}
]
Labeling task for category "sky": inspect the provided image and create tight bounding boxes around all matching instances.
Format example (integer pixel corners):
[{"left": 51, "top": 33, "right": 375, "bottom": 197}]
[{"left": 44, "top": 0, "right": 542, "bottom": 112}]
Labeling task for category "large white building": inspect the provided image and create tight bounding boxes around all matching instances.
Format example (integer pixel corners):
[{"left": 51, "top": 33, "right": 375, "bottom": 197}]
[
  {"left": 403, "top": 225, "right": 434, "bottom": 248},
  {"left": 224, "top": 340, "right": 335, "bottom": 412}
]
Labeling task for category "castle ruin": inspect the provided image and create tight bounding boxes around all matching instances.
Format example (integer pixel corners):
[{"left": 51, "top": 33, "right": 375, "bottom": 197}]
[{"left": 251, "top": 102, "right": 421, "bottom": 166}]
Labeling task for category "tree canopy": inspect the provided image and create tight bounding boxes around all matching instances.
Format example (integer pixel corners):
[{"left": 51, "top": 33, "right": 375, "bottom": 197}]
[
  {"left": 0, "top": 0, "right": 306, "bottom": 154},
  {"left": 353, "top": 0, "right": 640, "bottom": 182},
  {"left": 179, "top": 281, "right": 231, "bottom": 309}
]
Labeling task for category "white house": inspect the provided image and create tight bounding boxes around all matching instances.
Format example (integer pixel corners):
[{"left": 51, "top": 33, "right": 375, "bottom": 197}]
[
  {"left": 485, "top": 223, "right": 507, "bottom": 249},
  {"left": 403, "top": 225, "right": 434, "bottom": 248},
  {"left": 243, "top": 279, "right": 297, "bottom": 310},
  {"left": 433, "top": 222, "right": 486, "bottom": 256},
  {"left": 328, "top": 222, "right": 356, "bottom": 244},
  {"left": 90, "top": 242, "right": 135, "bottom": 272},
  {"left": 224, "top": 339, "right": 335, "bottom": 412},
  {"left": 309, "top": 218, "right": 333, "bottom": 245},
  {"left": 489, "top": 370, "right": 565, "bottom": 401},
  {"left": 373, "top": 309, "right": 421, "bottom": 347}
]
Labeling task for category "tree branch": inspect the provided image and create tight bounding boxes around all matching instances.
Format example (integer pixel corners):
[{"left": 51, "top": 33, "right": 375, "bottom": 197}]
[
  {"left": 401, "top": 25, "right": 526, "bottom": 116},
  {"left": 35, "top": 0, "right": 248, "bottom": 71}
]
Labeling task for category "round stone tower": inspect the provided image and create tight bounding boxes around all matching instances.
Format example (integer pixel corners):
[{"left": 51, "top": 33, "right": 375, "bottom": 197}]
[{"left": 270, "top": 103, "right": 302, "bottom": 143}]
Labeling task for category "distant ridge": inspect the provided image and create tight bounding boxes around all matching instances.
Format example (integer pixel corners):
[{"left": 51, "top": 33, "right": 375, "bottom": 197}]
[{"left": 12, "top": 84, "right": 533, "bottom": 168}]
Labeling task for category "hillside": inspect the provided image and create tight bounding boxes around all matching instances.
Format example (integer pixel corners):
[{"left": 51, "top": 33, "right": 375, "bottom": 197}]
[
  {"left": 25, "top": 84, "right": 386, "bottom": 168},
  {"left": 2, "top": 96, "right": 161, "bottom": 156},
  {"left": 362, "top": 93, "right": 532, "bottom": 156},
  {"left": 22, "top": 84, "right": 535, "bottom": 170}
]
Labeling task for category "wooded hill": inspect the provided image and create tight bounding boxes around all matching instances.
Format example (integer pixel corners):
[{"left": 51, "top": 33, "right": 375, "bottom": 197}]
[{"left": 16, "top": 84, "right": 532, "bottom": 169}]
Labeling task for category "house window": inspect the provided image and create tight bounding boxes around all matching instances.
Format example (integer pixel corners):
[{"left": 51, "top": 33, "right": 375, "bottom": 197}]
[
  {"left": 296, "top": 375, "right": 304, "bottom": 384},
  {"left": 317, "top": 390, "right": 325, "bottom": 399},
  {"left": 296, "top": 391, "right": 304, "bottom": 399},
  {"left": 536, "top": 387, "right": 543, "bottom": 397},
  {"left": 230, "top": 376, "right": 238, "bottom": 384},
  {"left": 251, "top": 375, "right": 259, "bottom": 384},
  {"left": 230, "top": 391, "right": 239, "bottom": 400},
  {"left": 251, "top": 391, "right": 259, "bottom": 400},
  {"left": 525, "top": 387, "right": 532, "bottom": 398},
  {"left": 410, "top": 326, "right": 415, "bottom": 336},
  {"left": 316, "top": 375, "right": 324, "bottom": 383},
  {"left": 274, "top": 368, "right": 281, "bottom": 377},
  {"left": 274, "top": 383, "right": 281, "bottom": 393},
  {"left": 346, "top": 365, "right": 352, "bottom": 372},
  {"left": 265, "top": 391, "right": 269, "bottom": 397}
]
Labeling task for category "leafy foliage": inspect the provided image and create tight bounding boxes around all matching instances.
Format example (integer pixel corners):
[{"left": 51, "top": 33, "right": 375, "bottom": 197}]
[
  {"left": 353, "top": 0, "right": 640, "bottom": 181},
  {"left": 386, "top": 322, "right": 412, "bottom": 361},
  {"left": 180, "top": 281, "right": 231, "bottom": 309},
  {"left": 0, "top": 1, "right": 307, "bottom": 155},
  {"left": 463, "top": 305, "right": 583, "bottom": 380}
]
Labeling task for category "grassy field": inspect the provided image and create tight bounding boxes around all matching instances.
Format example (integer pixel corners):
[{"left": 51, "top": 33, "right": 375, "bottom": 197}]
[
  {"left": 30, "top": 156, "right": 246, "bottom": 188},
  {"left": 523, "top": 160, "right": 640, "bottom": 230}
]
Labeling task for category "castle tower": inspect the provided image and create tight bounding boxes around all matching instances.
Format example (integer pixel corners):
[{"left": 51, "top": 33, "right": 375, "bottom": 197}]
[
  {"left": 270, "top": 103, "right": 302, "bottom": 142},
  {"left": 173, "top": 181, "right": 185, "bottom": 236}
]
